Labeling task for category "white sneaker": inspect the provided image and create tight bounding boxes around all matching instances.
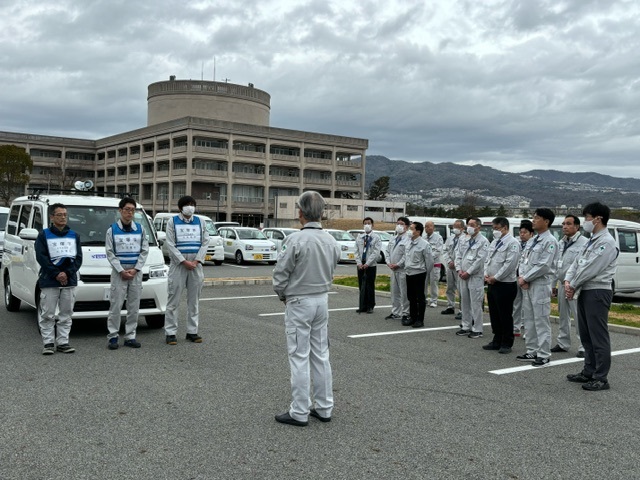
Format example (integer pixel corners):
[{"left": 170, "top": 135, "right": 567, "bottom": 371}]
[{"left": 429, "top": 302, "right": 437, "bottom": 308}]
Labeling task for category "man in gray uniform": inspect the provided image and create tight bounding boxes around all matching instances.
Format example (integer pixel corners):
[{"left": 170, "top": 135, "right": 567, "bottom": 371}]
[
  {"left": 455, "top": 217, "right": 489, "bottom": 338},
  {"left": 483, "top": 217, "right": 520, "bottom": 353},
  {"left": 516, "top": 208, "right": 559, "bottom": 366},
  {"left": 404, "top": 222, "right": 434, "bottom": 328},
  {"left": 513, "top": 220, "right": 534, "bottom": 337},
  {"left": 164, "top": 195, "right": 210, "bottom": 345},
  {"left": 385, "top": 216, "right": 411, "bottom": 322},
  {"left": 424, "top": 221, "right": 444, "bottom": 308},
  {"left": 551, "top": 215, "right": 587, "bottom": 357},
  {"left": 105, "top": 197, "right": 149, "bottom": 350},
  {"left": 273, "top": 191, "right": 341, "bottom": 426},
  {"left": 441, "top": 219, "right": 464, "bottom": 316},
  {"left": 565, "top": 202, "right": 618, "bottom": 391},
  {"left": 355, "top": 217, "right": 382, "bottom": 313}
]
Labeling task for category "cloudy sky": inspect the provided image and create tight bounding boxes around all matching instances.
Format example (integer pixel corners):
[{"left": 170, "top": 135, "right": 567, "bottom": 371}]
[{"left": 2, "top": 0, "right": 640, "bottom": 178}]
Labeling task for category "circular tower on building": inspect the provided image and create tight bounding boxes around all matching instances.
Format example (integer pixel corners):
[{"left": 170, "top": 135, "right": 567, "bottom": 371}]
[{"left": 147, "top": 76, "right": 271, "bottom": 126}]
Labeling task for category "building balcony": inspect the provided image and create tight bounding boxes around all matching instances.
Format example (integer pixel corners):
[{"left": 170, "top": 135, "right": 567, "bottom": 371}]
[
  {"left": 156, "top": 170, "right": 169, "bottom": 178},
  {"left": 234, "top": 150, "right": 266, "bottom": 159},
  {"left": 142, "top": 150, "right": 154, "bottom": 158},
  {"left": 194, "top": 146, "right": 229, "bottom": 155},
  {"left": 305, "top": 157, "right": 332, "bottom": 165},
  {"left": 141, "top": 171, "right": 154, "bottom": 179},
  {"left": 336, "top": 160, "right": 362, "bottom": 168},
  {"left": 156, "top": 147, "right": 170, "bottom": 157},
  {"left": 270, "top": 175, "right": 300, "bottom": 184},
  {"left": 129, "top": 152, "right": 140, "bottom": 160},
  {"left": 194, "top": 169, "right": 228, "bottom": 178},
  {"left": 195, "top": 198, "right": 228, "bottom": 208},
  {"left": 271, "top": 153, "right": 300, "bottom": 162},
  {"left": 173, "top": 145, "right": 187, "bottom": 154},
  {"left": 106, "top": 157, "right": 116, "bottom": 165},
  {"left": 336, "top": 180, "right": 361, "bottom": 187},
  {"left": 129, "top": 172, "right": 140, "bottom": 179},
  {"left": 232, "top": 199, "right": 265, "bottom": 208},
  {"left": 304, "top": 177, "right": 332, "bottom": 185},
  {"left": 232, "top": 172, "right": 265, "bottom": 180}
]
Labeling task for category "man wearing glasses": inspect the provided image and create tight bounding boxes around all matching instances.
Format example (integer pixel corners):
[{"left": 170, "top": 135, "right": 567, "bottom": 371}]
[
  {"left": 105, "top": 197, "right": 149, "bottom": 350},
  {"left": 35, "top": 203, "right": 83, "bottom": 355}
]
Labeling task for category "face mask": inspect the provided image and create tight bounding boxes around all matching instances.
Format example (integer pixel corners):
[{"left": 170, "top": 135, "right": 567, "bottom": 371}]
[
  {"left": 466, "top": 226, "right": 475, "bottom": 235},
  {"left": 182, "top": 205, "right": 195, "bottom": 216},
  {"left": 493, "top": 230, "right": 503, "bottom": 240},
  {"left": 452, "top": 228, "right": 461, "bottom": 235},
  {"left": 395, "top": 224, "right": 405, "bottom": 234},
  {"left": 583, "top": 220, "right": 595, "bottom": 233},
  {"left": 363, "top": 224, "right": 372, "bottom": 233}
]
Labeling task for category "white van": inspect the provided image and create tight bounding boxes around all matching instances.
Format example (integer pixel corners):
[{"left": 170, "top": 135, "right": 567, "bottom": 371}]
[
  {"left": 2, "top": 194, "right": 168, "bottom": 328},
  {"left": 153, "top": 213, "right": 224, "bottom": 265},
  {"left": 0, "top": 206, "right": 9, "bottom": 262}
]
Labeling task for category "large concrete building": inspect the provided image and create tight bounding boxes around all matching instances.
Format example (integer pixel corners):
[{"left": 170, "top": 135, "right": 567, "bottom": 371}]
[{"left": 0, "top": 77, "right": 368, "bottom": 225}]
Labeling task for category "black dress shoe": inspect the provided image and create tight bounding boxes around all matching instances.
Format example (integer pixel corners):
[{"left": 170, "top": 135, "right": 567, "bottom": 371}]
[
  {"left": 309, "top": 409, "right": 331, "bottom": 422},
  {"left": 366, "top": 308, "right": 374, "bottom": 314},
  {"left": 482, "top": 343, "right": 500, "bottom": 350},
  {"left": 550, "top": 344, "right": 568, "bottom": 353},
  {"left": 401, "top": 317, "right": 413, "bottom": 326},
  {"left": 275, "top": 412, "right": 308, "bottom": 427},
  {"left": 411, "top": 322, "right": 424, "bottom": 328},
  {"left": 498, "top": 347, "right": 512, "bottom": 354},
  {"left": 355, "top": 309, "right": 363, "bottom": 313},
  {"left": 441, "top": 307, "right": 455, "bottom": 315}
]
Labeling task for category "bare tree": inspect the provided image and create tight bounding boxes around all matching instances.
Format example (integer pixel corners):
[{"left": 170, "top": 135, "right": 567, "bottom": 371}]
[{"left": 0, "top": 145, "right": 32, "bottom": 205}]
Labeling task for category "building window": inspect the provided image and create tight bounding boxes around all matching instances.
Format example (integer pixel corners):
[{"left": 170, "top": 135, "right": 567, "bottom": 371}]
[
  {"left": 143, "top": 143, "right": 154, "bottom": 153},
  {"left": 130, "top": 146, "right": 140, "bottom": 155},
  {"left": 143, "top": 163, "right": 154, "bottom": 173},
  {"left": 270, "top": 145, "right": 300, "bottom": 156},
  {"left": 130, "top": 165, "right": 139, "bottom": 174},
  {"left": 107, "top": 150, "right": 116, "bottom": 159},
  {"left": 30, "top": 149, "right": 61, "bottom": 158},
  {"left": 66, "top": 152, "right": 95, "bottom": 161},
  {"left": 118, "top": 148, "right": 127, "bottom": 157},
  {"left": 233, "top": 142, "right": 265, "bottom": 153},
  {"left": 304, "top": 149, "right": 331, "bottom": 159},
  {"left": 194, "top": 138, "right": 228, "bottom": 149},
  {"left": 347, "top": 205, "right": 359, "bottom": 211},
  {"left": 173, "top": 137, "right": 188, "bottom": 148},
  {"left": 142, "top": 184, "right": 153, "bottom": 199},
  {"left": 157, "top": 162, "right": 169, "bottom": 172}
]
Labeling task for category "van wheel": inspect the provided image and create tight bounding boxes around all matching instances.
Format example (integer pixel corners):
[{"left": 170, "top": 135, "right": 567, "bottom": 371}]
[
  {"left": 235, "top": 250, "right": 244, "bottom": 265},
  {"left": 214, "top": 260, "right": 223, "bottom": 266},
  {"left": 145, "top": 315, "right": 165, "bottom": 329},
  {"left": 4, "top": 274, "right": 21, "bottom": 312}
]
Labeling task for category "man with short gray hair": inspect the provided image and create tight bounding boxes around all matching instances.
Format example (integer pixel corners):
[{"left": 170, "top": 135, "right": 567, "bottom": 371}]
[
  {"left": 441, "top": 219, "right": 464, "bottom": 316},
  {"left": 273, "top": 191, "right": 341, "bottom": 426}
]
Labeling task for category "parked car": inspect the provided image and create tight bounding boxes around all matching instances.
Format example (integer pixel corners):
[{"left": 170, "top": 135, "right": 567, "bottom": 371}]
[
  {"left": 153, "top": 212, "right": 224, "bottom": 265},
  {"left": 262, "top": 227, "right": 299, "bottom": 253},
  {"left": 347, "top": 229, "right": 392, "bottom": 263},
  {"left": 218, "top": 226, "right": 277, "bottom": 264},
  {"left": 325, "top": 229, "right": 357, "bottom": 263},
  {"left": 0, "top": 206, "right": 9, "bottom": 262},
  {"left": 2, "top": 194, "right": 168, "bottom": 328}
]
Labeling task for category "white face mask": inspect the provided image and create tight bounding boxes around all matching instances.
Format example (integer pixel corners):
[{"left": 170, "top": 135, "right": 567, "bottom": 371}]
[
  {"left": 466, "top": 226, "right": 476, "bottom": 235},
  {"left": 182, "top": 205, "right": 195, "bottom": 216},
  {"left": 363, "top": 224, "right": 372, "bottom": 233},
  {"left": 395, "top": 224, "right": 405, "bottom": 234},
  {"left": 583, "top": 219, "right": 595, "bottom": 233},
  {"left": 452, "top": 228, "right": 461, "bottom": 235},
  {"left": 493, "top": 230, "right": 503, "bottom": 240}
]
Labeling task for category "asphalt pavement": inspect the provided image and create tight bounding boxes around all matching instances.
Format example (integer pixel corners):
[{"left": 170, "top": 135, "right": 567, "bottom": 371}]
[{"left": 2, "top": 280, "right": 640, "bottom": 480}]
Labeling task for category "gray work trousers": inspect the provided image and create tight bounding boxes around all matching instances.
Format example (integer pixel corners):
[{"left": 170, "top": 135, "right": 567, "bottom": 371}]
[
  {"left": 39, "top": 287, "right": 76, "bottom": 345},
  {"left": 512, "top": 287, "right": 523, "bottom": 331},
  {"left": 284, "top": 294, "right": 333, "bottom": 422},
  {"left": 165, "top": 263, "right": 204, "bottom": 336},
  {"left": 107, "top": 269, "right": 142, "bottom": 340},
  {"left": 557, "top": 284, "right": 583, "bottom": 352},
  {"left": 459, "top": 274, "right": 484, "bottom": 333},
  {"left": 577, "top": 289, "right": 612, "bottom": 382},
  {"left": 389, "top": 269, "right": 409, "bottom": 317},
  {"left": 445, "top": 267, "right": 458, "bottom": 309},
  {"left": 425, "top": 266, "right": 440, "bottom": 303},
  {"left": 522, "top": 281, "right": 552, "bottom": 359}
]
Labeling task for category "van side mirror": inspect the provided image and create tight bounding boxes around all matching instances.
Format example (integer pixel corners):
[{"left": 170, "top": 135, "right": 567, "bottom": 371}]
[
  {"left": 19, "top": 228, "right": 39, "bottom": 241},
  {"left": 156, "top": 231, "right": 166, "bottom": 242}
]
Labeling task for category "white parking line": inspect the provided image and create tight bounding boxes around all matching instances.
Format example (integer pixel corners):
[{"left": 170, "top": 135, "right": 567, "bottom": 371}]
[
  {"left": 348, "top": 322, "right": 491, "bottom": 338},
  {"left": 224, "top": 264, "right": 250, "bottom": 269},
  {"left": 489, "top": 347, "right": 640, "bottom": 375},
  {"left": 258, "top": 305, "right": 393, "bottom": 317},
  {"left": 201, "top": 292, "right": 337, "bottom": 301}
]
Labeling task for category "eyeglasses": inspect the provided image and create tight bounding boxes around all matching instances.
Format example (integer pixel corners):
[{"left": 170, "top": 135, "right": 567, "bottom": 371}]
[
  {"left": 52, "top": 213, "right": 67, "bottom": 217},
  {"left": 121, "top": 208, "right": 136, "bottom": 213}
]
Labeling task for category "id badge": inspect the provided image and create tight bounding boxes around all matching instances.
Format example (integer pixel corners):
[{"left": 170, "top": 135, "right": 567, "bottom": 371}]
[{"left": 557, "top": 260, "right": 563, "bottom": 268}]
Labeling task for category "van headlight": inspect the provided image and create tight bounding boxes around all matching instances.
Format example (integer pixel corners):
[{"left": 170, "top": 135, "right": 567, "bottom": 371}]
[
  {"left": 149, "top": 265, "right": 169, "bottom": 278},
  {"left": 244, "top": 244, "right": 254, "bottom": 250},
  {"left": 341, "top": 245, "right": 349, "bottom": 251},
  {"left": 270, "top": 245, "right": 276, "bottom": 251}
]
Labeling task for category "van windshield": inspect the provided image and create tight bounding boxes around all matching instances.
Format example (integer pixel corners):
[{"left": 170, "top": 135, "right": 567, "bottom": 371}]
[
  {"left": 0, "top": 213, "right": 7, "bottom": 232},
  {"left": 66, "top": 206, "right": 157, "bottom": 247},
  {"left": 203, "top": 219, "right": 219, "bottom": 236}
]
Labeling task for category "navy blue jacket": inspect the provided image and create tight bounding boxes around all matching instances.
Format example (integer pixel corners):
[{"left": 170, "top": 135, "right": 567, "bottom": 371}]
[{"left": 35, "top": 225, "right": 83, "bottom": 288}]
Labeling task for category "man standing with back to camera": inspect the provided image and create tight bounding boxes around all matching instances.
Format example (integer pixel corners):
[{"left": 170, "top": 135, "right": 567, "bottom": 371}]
[{"left": 272, "top": 191, "right": 341, "bottom": 426}]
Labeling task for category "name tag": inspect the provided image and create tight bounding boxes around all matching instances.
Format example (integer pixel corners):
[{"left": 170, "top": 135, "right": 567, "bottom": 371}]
[
  {"left": 557, "top": 260, "right": 563, "bottom": 268},
  {"left": 467, "top": 255, "right": 474, "bottom": 260},
  {"left": 175, "top": 224, "right": 200, "bottom": 242},
  {"left": 47, "top": 238, "right": 77, "bottom": 259},
  {"left": 114, "top": 234, "right": 141, "bottom": 252}
]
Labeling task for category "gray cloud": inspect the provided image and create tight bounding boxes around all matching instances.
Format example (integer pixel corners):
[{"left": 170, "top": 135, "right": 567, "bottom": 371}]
[{"left": 1, "top": 0, "right": 640, "bottom": 179}]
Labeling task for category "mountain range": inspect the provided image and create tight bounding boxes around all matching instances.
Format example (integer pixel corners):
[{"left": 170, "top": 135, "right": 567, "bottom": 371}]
[{"left": 365, "top": 156, "right": 640, "bottom": 209}]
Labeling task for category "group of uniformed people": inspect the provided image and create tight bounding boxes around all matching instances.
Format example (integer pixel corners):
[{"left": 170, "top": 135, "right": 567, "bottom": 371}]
[
  {"left": 383, "top": 204, "right": 618, "bottom": 391},
  {"left": 35, "top": 195, "right": 208, "bottom": 354}
]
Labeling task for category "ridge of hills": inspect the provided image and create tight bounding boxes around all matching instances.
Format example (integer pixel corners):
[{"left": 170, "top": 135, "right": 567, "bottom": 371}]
[{"left": 365, "top": 155, "right": 640, "bottom": 208}]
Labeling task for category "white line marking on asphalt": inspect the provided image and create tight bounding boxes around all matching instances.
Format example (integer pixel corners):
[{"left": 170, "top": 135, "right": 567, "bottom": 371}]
[
  {"left": 489, "top": 347, "right": 640, "bottom": 375},
  {"left": 201, "top": 292, "right": 337, "bottom": 301},
  {"left": 348, "top": 322, "right": 491, "bottom": 338},
  {"left": 224, "top": 264, "right": 250, "bottom": 269},
  {"left": 258, "top": 305, "right": 392, "bottom": 317}
]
